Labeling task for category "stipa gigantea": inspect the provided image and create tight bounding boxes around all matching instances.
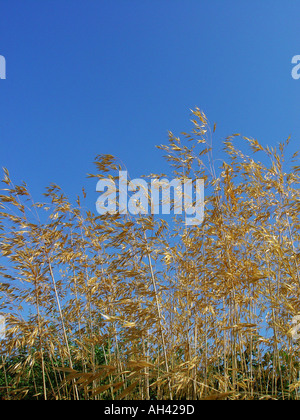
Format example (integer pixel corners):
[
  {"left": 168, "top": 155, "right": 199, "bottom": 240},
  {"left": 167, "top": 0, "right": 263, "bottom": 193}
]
[{"left": 0, "top": 109, "right": 299, "bottom": 399}]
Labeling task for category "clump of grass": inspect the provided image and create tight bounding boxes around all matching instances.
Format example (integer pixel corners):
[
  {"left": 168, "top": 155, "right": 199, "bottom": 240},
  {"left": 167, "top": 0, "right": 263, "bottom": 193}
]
[{"left": 0, "top": 107, "right": 299, "bottom": 400}]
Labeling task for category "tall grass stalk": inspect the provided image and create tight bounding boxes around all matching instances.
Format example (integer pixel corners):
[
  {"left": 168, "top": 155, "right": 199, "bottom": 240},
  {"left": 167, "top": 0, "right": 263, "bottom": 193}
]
[{"left": 0, "top": 108, "right": 299, "bottom": 399}]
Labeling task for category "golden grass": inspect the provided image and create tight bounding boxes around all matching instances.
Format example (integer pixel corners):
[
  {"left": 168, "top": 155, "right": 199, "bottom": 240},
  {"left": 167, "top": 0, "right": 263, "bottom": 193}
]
[{"left": 0, "top": 107, "right": 299, "bottom": 400}]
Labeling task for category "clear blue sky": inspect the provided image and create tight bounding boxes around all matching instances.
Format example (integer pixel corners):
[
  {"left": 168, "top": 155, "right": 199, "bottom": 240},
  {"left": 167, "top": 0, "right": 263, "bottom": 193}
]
[{"left": 1, "top": 0, "right": 300, "bottom": 208}]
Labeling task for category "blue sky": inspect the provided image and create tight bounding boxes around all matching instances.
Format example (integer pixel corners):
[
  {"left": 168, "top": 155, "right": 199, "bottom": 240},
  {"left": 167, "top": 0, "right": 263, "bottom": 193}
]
[{"left": 1, "top": 0, "right": 300, "bottom": 209}]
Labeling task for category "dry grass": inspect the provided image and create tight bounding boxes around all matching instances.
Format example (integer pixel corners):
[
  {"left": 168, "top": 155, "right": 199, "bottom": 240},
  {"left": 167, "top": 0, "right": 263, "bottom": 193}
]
[{"left": 0, "top": 107, "right": 299, "bottom": 400}]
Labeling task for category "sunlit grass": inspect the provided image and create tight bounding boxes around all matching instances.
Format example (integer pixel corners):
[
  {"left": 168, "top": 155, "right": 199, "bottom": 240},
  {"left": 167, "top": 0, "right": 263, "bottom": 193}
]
[{"left": 0, "top": 108, "right": 299, "bottom": 400}]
